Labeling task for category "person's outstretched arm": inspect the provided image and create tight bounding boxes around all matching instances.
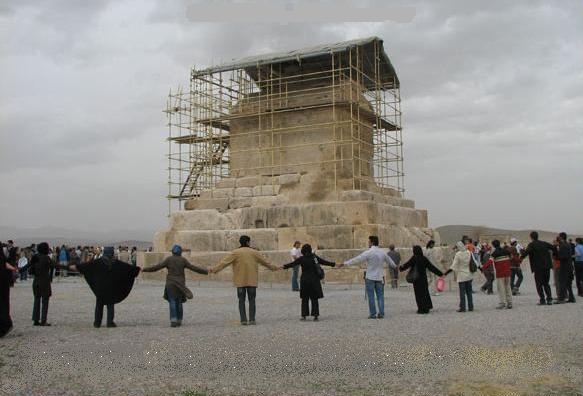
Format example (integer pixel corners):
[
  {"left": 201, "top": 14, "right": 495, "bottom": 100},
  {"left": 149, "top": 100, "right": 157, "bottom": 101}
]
[
  {"left": 210, "top": 252, "right": 236, "bottom": 274},
  {"left": 425, "top": 257, "right": 444, "bottom": 277},
  {"left": 185, "top": 260, "right": 209, "bottom": 275},
  {"left": 254, "top": 251, "right": 279, "bottom": 271},
  {"left": 315, "top": 255, "right": 335, "bottom": 267},
  {"left": 283, "top": 257, "right": 302, "bottom": 270},
  {"left": 339, "top": 250, "right": 369, "bottom": 268},
  {"left": 141, "top": 258, "right": 167, "bottom": 273},
  {"left": 399, "top": 256, "right": 413, "bottom": 272}
]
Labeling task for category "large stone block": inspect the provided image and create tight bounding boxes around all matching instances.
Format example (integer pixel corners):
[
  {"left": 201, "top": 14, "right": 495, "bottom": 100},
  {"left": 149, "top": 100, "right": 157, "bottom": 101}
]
[
  {"left": 210, "top": 188, "right": 234, "bottom": 199},
  {"left": 229, "top": 197, "right": 253, "bottom": 209},
  {"left": 278, "top": 173, "right": 300, "bottom": 185},
  {"left": 215, "top": 178, "right": 235, "bottom": 188},
  {"left": 225, "top": 229, "right": 278, "bottom": 251},
  {"left": 170, "top": 210, "right": 240, "bottom": 230},
  {"left": 184, "top": 198, "right": 229, "bottom": 212},
  {"left": 236, "top": 176, "right": 260, "bottom": 188},
  {"left": 234, "top": 187, "right": 253, "bottom": 197},
  {"left": 303, "top": 225, "right": 354, "bottom": 250},
  {"left": 251, "top": 196, "right": 287, "bottom": 207},
  {"left": 252, "top": 184, "right": 280, "bottom": 196},
  {"left": 266, "top": 205, "right": 304, "bottom": 228},
  {"left": 173, "top": 230, "right": 228, "bottom": 252}
]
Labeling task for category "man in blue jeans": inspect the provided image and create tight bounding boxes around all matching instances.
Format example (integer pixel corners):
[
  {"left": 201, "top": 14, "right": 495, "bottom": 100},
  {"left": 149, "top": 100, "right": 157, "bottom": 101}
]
[{"left": 339, "top": 236, "right": 397, "bottom": 319}]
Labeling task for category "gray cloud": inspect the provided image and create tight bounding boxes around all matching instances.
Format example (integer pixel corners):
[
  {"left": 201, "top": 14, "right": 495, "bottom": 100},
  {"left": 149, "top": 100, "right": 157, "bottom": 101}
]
[{"left": 1, "top": 0, "right": 581, "bottom": 237}]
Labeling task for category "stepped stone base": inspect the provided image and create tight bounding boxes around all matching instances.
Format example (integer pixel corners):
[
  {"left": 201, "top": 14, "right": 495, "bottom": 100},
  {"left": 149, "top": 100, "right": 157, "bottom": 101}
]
[{"left": 145, "top": 173, "right": 441, "bottom": 283}]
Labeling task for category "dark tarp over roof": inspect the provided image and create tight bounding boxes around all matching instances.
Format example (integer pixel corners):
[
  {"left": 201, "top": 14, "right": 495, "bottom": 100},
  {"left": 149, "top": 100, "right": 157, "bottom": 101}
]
[{"left": 193, "top": 36, "right": 399, "bottom": 89}]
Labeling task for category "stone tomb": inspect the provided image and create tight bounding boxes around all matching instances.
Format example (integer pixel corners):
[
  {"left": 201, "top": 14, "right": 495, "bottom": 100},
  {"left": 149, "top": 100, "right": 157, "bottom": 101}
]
[{"left": 142, "top": 38, "right": 439, "bottom": 282}]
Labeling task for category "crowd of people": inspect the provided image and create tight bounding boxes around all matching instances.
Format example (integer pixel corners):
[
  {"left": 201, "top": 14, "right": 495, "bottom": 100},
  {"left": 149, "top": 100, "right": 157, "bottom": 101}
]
[
  {"left": 2, "top": 243, "right": 139, "bottom": 282},
  {"left": 1, "top": 231, "right": 582, "bottom": 338}
]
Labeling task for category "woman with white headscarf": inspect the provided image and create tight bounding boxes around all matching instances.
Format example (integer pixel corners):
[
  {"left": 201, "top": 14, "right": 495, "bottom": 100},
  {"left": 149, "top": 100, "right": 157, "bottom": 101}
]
[{"left": 444, "top": 241, "right": 475, "bottom": 312}]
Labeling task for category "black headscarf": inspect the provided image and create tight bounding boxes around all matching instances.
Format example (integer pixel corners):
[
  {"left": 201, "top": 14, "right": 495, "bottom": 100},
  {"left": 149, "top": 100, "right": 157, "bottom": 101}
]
[{"left": 413, "top": 245, "right": 424, "bottom": 257}]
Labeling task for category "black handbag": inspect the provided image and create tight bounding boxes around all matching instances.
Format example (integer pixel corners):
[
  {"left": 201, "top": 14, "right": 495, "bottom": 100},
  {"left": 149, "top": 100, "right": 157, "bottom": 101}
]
[
  {"left": 314, "top": 257, "right": 325, "bottom": 280},
  {"left": 405, "top": 263, "right": 419, "bottom": 283},
  {"left": 469, "top": 254, "right": 478, "bottom": 273}
]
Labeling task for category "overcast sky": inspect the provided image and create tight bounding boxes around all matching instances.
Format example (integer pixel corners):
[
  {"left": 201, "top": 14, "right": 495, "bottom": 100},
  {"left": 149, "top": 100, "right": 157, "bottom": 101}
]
[{"left": 1, "top": 0, "right": 582, "bottom": 239}]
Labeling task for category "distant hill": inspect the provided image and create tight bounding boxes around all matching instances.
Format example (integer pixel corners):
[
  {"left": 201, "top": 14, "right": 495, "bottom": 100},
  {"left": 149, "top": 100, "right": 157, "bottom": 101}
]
[
  {"left": 436, "top": 225, "right": 581, "bottom": 246},
  {"left": 0, "top": 225, "right": 155, "bottom": 249}
]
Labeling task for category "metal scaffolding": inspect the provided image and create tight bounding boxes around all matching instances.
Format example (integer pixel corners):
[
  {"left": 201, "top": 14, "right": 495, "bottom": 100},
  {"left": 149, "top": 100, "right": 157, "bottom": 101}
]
[{"left": 165, "top": 37, "right": 404, "bottom": 213}]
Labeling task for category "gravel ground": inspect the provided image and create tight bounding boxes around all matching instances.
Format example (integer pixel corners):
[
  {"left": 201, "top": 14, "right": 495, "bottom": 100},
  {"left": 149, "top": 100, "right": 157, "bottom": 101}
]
[{"left": 1, "top": 272, "right": 582, "bottom": 396}]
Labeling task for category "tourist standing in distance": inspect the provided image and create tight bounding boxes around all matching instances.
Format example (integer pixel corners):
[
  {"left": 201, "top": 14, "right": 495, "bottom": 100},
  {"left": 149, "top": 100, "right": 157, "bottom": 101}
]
[
  {"left": 339, "top": 236, "right": 396, "bottom": 319},
  {"left": 479, "top": 243, "right": 494, "bottom": 294},
  {"left": 399, "top": 245, "right": 444, "bottom": 314},
  {"left": 508, "top": 238, "right": 524, "bottom": 295},
  {"left": 209, "top": 235, "right": 280, "bottom": 325},
  {"left": 573, "top": 238, "right": 583, "bottom": 297},
  {"left": 290, "top": 241, "right": 302, "bottom": 292},
  {"left": 387, "top": 244, "right": 401, "bottom": 289},
  {"left": 142, "top": 245, "right": 209, "bottom": 327},
  {"left": 57, "top": 244, "right": 69, "bottom": 277},
  {"left": 28, "top": 242, "right": 69, "bottom": 326},
  {"left": 17, "top": 250, "right": 29, "bottom": 282},
  {"left": 424, "top": 240, "right": 443, "bottom": 296},
  {"left": 71, "top": 246, "right": 140, "bottom": 328},
  {"left": 444, "top": 241, "right": 474, "bottom": 312},
  {"left": 521, "top": 231, "right": 555, "bottom": 306},
  {"left": 482, "top": 240, "right": 513, "bottom": 309},
  {"left": 282, "top": 244, "right": 335, "bottom": 321},
  {"left": 556, "top": 232, "right": 576, "bottom": 304},
  {"left": 130, "top": 247, "right": 138, "bottom": 266},
  {"left": 0, "top": 244, "right": 17, "bottom": 337}
]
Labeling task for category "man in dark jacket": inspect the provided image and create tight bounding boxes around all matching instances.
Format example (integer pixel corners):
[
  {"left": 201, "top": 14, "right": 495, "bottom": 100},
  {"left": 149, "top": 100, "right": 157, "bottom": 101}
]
[
  {"left": 521, "top": 231, "right": 555, "bottom": 305},
  {"left": 73, "top": 246, "right": 140, "bottom": 328},
  {"left": 556, "top": 232, "right": 576, "bottom": 304}
]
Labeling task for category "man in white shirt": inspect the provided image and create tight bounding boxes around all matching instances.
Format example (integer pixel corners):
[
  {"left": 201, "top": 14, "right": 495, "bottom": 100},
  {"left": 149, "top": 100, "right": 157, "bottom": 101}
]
[
  {"left": 339, "top": 236, "right": 396, "bottom": 319},
  {"left": 290, "top": 241, "right": 301, "bottom": 291}
]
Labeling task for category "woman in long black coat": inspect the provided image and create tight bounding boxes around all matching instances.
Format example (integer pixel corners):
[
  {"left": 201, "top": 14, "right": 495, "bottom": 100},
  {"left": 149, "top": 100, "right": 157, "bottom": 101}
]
[
  {"left": 399, "top": 245, "right": 444, "bottom": 314},
  {"left": 29, "top": 242, "right": 67, "bottom": 326},
  {"left": 282, "top": 244, "right": 335, "bottom": 321}
]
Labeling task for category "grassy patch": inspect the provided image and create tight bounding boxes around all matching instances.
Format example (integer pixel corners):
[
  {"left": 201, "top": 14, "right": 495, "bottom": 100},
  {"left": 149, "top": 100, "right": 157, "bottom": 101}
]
[
  {"left": 448, "top": 374, "right": 581, "bottom": 396},
  {"left": 179, "top": 388, "right": 208, "bottom": 396}
]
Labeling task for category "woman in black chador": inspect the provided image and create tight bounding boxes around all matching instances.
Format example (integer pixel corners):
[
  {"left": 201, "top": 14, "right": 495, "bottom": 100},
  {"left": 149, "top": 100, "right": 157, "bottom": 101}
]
[
  {"left": 29, "top": 242, "right": 68, "bottom": 326},
  {"left": 282, "top": 244, "right": 335, "bottom": 321},
  {"left": 73, "top": 246, "right": 140, "bottom": 328},
  {"left": 399, "top": 245, "right": 444, "bottom": 314},
  {"left": 0, "top": 244, "right": 17, "bottom": 337}
]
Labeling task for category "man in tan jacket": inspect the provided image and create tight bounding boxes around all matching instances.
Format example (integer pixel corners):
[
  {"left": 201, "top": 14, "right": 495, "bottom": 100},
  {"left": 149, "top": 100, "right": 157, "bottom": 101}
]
[{"left": 210, "top": 235, "right": 279, "bottom": 325}]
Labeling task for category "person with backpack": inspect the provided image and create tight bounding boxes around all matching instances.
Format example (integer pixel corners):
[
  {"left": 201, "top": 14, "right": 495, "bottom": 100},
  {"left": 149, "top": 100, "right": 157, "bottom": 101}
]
[
  {"left": 339, "top": 236, "right": 397, "bottom": 319},
  {"left": 444, "top": 241, "right": 475, "bottom": 312},
  {"left": 482, "top": 239, "right": 513, "bottom": 309},
  {"left": 281, "top": 244, "right": 335, "bottom": 321}
]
